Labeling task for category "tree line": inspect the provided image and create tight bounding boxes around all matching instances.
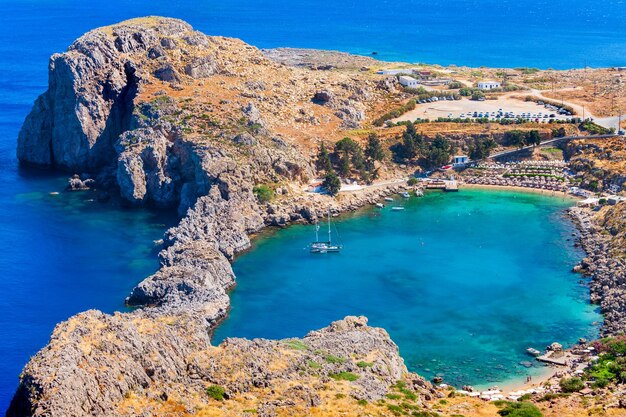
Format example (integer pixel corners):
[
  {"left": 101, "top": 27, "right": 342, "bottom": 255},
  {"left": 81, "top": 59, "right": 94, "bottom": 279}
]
[{"left": 316, "top": 133, "right": 386, "bottom": 195}]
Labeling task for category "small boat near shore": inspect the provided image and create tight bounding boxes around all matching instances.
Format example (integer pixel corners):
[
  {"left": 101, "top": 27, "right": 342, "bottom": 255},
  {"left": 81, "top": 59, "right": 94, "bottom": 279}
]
[
  {"left": 392, "top": 207, "right": 405, "bottom": 211},
  {"left": 376, "top": 203, "right": 384, "bottom": 208},
  {"left": 401, "top": 191, "right": 410, "bottom": 198},
  {"left": 415, "top": 189, "right": 424, "bottom": 197},
  {"left": 526, "top": 347, "right": 542, "bottom": 357},
  {"left": 384, "top": 197, "right": 394, "bottom": 202}
]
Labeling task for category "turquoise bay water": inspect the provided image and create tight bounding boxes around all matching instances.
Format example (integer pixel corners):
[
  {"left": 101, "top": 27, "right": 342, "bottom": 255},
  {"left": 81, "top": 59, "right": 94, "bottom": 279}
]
[
  {"left": 0, "top": 0, "right": 619, "bottom": 411},
  {"left": 214, "top": 190, "right": 601, "bottom": 387}
]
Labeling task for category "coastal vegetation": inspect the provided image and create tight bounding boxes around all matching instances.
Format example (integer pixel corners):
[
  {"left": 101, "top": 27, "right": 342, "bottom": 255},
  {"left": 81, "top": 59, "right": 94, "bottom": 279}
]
[
  {"left": 316, "top": 133, "right": 385, "bottom": 188},
  {"left": 468, "top": 137, "right": 497, "bottom": 160},
  {"left": 373, "top": 99, "right": 417, "bottom": 126},
  {"left": 585, "top": 335, "right": 626, "bottom": 388},
  {"left": 252, "top": 184, "right": 275, "bottom": 203},
  {"left": 322, "top": 171, "right": 341, "bottom": 195},
  {"left": 206, "top": 385, "right": 226, "bottom": 401},
  {"left": 391, "top": 123, "right": 454, "bottom": 169},
  {"left": 580, "top": 120, "right": 612, "bottom": 135},
  {"left": 494, "top": 401, "right": 543, "bottom": 417},
  {"left": 503, "top": 130, "right": 542, "bottom": 148}
]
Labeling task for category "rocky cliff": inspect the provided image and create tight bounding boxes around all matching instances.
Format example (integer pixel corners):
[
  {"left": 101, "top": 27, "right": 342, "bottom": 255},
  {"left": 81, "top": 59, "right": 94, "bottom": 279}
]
[
  {"left": 8, "top": 315, "right": 435, "bottom": 417},
  {"left": 9, "top": 17, "right": 423, "bottom": 417},
  {"left": 17, "top": 17, "right": 393, "bottom": 215}
]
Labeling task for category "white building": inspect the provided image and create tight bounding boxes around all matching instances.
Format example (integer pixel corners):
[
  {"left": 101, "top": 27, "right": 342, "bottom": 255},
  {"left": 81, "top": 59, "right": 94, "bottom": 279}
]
[
  {"left": 453, "top": 155, "right": 469, "bottom": 166},
  {"left": 376, "top": 68, "right": 419, "bottom": 75},
  {"left": 477, "top": 81, "right": 501, "bottom": 90},
  {"left": 398, "top": 75, "right": 419, "bottom": 88}
]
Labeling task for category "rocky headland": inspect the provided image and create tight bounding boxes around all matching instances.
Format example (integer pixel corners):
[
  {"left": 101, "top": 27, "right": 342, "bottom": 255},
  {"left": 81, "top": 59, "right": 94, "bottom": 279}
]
[
  {"left": 9, "top": 15, "right": 626, "bottom": 417},
  {"left": 8, "top": 17, "right": 425, "bottom": 417}
]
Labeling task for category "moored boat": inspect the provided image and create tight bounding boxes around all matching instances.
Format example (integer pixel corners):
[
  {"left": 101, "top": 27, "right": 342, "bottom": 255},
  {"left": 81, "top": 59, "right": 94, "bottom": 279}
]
[
  {"left": 401, "top": 191, "right": 410, "bottom": 198},
  {"left": 391, "top": 207, "right": 405, "bottom": 211},
  {"left": 384, "top": 197, "right": 394, "bottom": 202},
  {"left": 526, "top": 347, "right": 542, "bottom": 357},
  {"left": 376, "top": 203, "right": 384, "bottom": 208},
  {"left": 310, "top": 207, "right": 343, "bottom": 253}
]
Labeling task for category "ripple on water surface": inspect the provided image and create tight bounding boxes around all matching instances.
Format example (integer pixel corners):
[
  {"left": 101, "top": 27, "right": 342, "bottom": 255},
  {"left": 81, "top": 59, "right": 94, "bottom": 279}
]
[{"left": 214, "top": 189, "right": 602, "bottom": 387}]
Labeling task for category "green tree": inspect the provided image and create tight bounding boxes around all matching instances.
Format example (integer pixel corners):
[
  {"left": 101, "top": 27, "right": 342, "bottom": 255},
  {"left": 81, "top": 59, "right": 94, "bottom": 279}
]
[
  {"left": 559, "top": 377, "right": 584, "bottom": 393},
  {"left": 339, "top": 154, "right": 351, "bottom": 177},
  {"left": 469, "top": 137, "right": 497, "bottom": 160},
  {"left": 334, "top": 137, "right": 364, "bottom": 177},
  {"left": 364, "top": 133, "right": 385, "bottom": 162},
  {"left": 322, "top": 171, "right": 341, "bottom": 196},
  {"left": 525, "top": 130, "right": 542, "bottom": 146},
  {"left": 471, "top": 90, "right": 485, "bottom": 101},
  {"left": 504, "top": 130, "right": 526, "bottom": 148},
  {"left": 400, "top": 123, "right": 422, "bottom": 160},
  {"left": 424, "top": 135, "right": 453, "bottom": 168},
  {"left": 316, "top": 141, "right": 333, "bottom": 173}
]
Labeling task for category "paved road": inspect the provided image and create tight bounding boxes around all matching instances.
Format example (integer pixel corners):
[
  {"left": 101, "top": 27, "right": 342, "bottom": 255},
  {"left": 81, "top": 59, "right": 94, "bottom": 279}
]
[{"left": 487, "top": 134, "right": 618, "bottom": 160}]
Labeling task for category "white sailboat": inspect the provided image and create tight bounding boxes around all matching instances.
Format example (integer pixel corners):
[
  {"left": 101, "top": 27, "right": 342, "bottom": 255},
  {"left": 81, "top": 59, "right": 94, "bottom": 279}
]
[{"left": 310, "top": 207, "right": 342, "bottom": 253}]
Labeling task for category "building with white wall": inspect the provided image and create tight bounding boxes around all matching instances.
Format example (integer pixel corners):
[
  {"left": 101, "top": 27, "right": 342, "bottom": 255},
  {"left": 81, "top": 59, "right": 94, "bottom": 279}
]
[
  {"left": 477, "top": 81, "right": 501, "bottom": 90},
  {"left": 398, "top": 75, "right": 419, "bottom": 88}
]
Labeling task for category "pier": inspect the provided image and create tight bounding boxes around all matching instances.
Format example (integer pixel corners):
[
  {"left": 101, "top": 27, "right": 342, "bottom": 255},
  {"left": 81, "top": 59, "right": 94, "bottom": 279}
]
[
  {"left": 536, "top": 353, "right": 567, "bottom": 366},
  {"left": 423, "top": 180, "right": 459, "bottom": 191}
]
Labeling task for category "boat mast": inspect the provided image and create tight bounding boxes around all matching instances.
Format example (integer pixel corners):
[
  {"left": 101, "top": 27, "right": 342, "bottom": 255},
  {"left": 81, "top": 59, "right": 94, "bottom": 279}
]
[{"left": 327, "top": 206, "right": 332, "bottom": 244}]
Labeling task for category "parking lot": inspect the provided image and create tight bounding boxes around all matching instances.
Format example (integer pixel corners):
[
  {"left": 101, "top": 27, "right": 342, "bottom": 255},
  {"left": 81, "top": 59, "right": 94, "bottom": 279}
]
[{"left": 394, "top": 97, "right": 575, "bottom": 123}]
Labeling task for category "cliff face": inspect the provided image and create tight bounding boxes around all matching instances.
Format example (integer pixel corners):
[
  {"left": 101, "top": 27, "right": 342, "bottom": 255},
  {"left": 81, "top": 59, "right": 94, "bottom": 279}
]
[
  {"left": 7, "top": 315, "right": 433, "bottom": 417},
  {"left": 17, "top": 17, "right": 389, "bottom": 215},
  {"left": 10, "top": 17, "right": 423, "bottom": 417}
]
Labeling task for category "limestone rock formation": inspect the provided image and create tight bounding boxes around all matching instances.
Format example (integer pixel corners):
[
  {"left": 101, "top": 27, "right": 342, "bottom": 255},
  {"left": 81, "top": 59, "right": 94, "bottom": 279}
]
[{"left": 7, "top": 316, "right": 432, "bottom": 417}]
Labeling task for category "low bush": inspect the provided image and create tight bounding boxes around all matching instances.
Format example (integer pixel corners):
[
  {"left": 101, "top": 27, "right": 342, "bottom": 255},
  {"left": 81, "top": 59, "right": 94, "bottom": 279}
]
[
  {"left": 324, "top": 354, "right": 346, "bottom": 364},
  {"left": 373, "top": 99, "right": 416, "bottom": 126},
  {"left": 329, "top": 371, "right": 359, "bottom": 381},
  {"left": 559, "top": 377, "right": 584, "bottom": 393},
  {"left": 253, "top": 184, "right": 274, "bottom": 203},
  {"left": 496, "top": 401, "right": 543, "bottom": 417},
  {"left": 206, "top": 385, "right": 225, "bottom": 401}
]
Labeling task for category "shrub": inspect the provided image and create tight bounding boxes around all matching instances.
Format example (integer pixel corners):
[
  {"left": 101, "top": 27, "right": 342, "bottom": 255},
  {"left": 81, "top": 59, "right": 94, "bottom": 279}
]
[
  {"left": 307, "top": 360, "right": 321, "bottom": 369},
  {"left": 407, "top": 177, "right": 418, "bottom": 186},
  {"left": 559, "top": 377, "right": 584, "bottom": 393},
  {"left": 206, "top": 385, "right": 225, "bottom": 401},
  {"left": 283, "top": 340, "right": 308, "bottom": 350},
  {"left": 386, "top": 393, "right": 402, "bottom": 400},
  {"left": 373, "top": 99, "right": 416, "bottom": 126},
  {"left": 324, "top": 354, "right": 346, "bottom": 364},
  {"left": 496, "top": 401, "right": 543, "bottom": 417},
  {"left": 357, "top": 361, "right": 374, "bottom": 368},
  {"left": 335, "top": 393, "right": 346, "bottom": 399},
  {"left": 253, "top": 184, "right": 274, "bottom": 203},
  {"left": 329, "top": 371, "right": 359, "bottom": 381},
  {"left": 357, "top": 399, "right": 368, "bottom": 406}
]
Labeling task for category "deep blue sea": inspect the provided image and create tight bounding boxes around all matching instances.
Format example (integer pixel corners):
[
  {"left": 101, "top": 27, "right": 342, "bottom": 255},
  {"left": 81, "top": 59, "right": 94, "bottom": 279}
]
[
  {"left": 215, "top": 190, "right": 601, "bottom": 388},
  {"left": 0, "top": 0, "right": 618, "bottom": 411}
]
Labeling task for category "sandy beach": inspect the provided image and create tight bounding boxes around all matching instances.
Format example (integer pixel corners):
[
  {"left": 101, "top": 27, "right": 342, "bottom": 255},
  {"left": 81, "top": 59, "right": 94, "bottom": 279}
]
[{"left": 460, "top": 183, "right": 579, "bottom": 201}]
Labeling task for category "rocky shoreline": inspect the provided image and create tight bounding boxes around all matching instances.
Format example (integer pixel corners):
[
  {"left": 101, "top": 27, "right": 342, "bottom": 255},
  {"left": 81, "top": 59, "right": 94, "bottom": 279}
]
[
  {"left": 569, "top": 205, "right": 626, "bottom": 337},
  {"left": 8, "top": 15, "right": 626, "bottom": 417}
]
